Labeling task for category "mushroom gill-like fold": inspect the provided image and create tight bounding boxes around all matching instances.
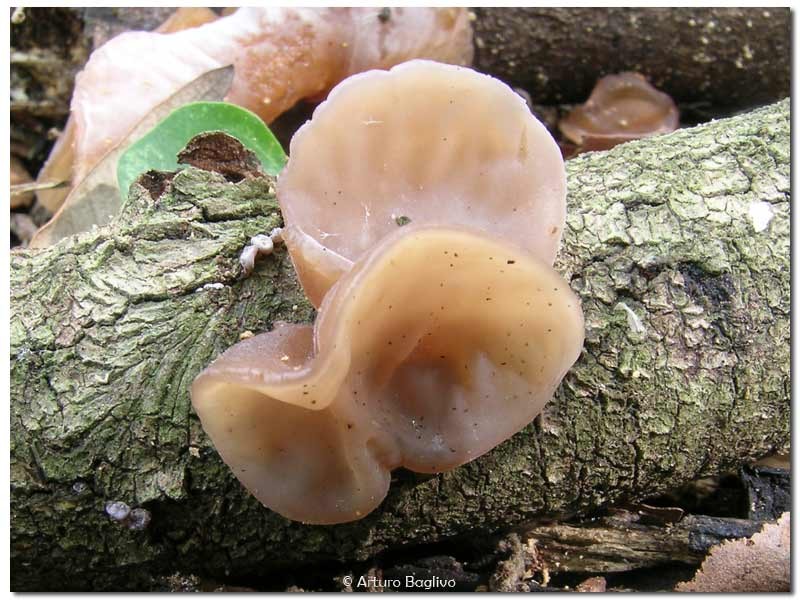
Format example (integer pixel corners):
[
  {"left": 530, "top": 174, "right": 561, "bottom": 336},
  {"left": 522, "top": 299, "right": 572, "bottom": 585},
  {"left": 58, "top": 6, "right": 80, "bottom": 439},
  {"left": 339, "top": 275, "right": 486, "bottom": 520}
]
[
  {"left": 559, "top": 72, "right": 679, "bottom": 152},
  {"left": 277, "top": 60, "right": 567, "bottom": 306},
  {"left": 192, "top": 225, "right": 584, "bottom": 524}
]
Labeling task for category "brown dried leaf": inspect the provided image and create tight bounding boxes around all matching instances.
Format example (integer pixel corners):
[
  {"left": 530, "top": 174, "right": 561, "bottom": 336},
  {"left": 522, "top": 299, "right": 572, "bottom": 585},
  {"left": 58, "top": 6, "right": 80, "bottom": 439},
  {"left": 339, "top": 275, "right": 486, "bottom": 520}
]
[
  {"left": 576, "top": 576, "right": 607, "bottom": 592},
  {"left": 156, "top": 7, "right": 218, "bottom": 34},
  {"left": 10, "top": 157, "right": 34, "bottom": 209},
  {"left": 675, "top": 512, "right": 790, "bottom": 592}
]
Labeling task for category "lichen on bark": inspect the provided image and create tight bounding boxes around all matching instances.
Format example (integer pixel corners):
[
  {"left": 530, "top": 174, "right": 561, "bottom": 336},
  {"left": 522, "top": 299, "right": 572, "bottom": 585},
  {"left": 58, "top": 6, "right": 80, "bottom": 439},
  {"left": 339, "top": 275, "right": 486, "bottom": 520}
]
[{"left": 11, "top": 99, "right": 789, "bottom": 590}]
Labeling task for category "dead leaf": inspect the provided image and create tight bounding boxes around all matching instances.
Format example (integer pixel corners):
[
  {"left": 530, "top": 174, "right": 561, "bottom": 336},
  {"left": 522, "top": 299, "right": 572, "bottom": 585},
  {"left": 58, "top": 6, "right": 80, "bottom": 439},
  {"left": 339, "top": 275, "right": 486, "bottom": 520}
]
[
  {"left": 30, "top": 65, "right": 234, "bottom": 249},
  {"left": 575, "top": 576, "right": 606, "bottom": 592},
  {"left": 156, "top": 7, "right": 218, "bottom": 33},
  {"left": 35, "top": 117, "right": 76, "bottom": 212},
  {"left": 675, "top": 512, "right": 790, "bottom": 592},
  {"left": 10, "top": 157, "right": 34, "bottom": 209},
  {"left": 11, "top": 213, "right": 39, "bottom": 246}
]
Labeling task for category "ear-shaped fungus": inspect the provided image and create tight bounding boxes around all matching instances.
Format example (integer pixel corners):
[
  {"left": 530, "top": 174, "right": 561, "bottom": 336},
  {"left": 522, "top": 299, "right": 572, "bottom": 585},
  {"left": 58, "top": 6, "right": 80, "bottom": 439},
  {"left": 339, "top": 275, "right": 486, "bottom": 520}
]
[
  {"left": 193, "top": 60, "right": 584, "bottom": 524},
  {"left": 559, "top": 72, "right": 679, "bottom": 152},
  {"left": 277, "top": 60, "right": 567, "bottom": 306},
  {"left": 192, "top": 226, "right": 584, "bottom": 524}
]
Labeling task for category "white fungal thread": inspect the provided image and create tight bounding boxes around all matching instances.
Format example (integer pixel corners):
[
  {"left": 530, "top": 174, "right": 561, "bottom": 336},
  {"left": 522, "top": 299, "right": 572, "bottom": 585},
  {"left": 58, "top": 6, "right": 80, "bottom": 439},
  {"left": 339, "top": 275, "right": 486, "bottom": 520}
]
[
  {"left": 239, "top": 245, "right": 260, "bottom": 274},
  {"left": 196, "top": 282, "right": 226, "bottom": 293},
  {"left": 615, "top": 302, "right": 646, "bottom": 334},
  {"left": 269, "top": 227, "right": 284, "bottom": 243},
  {"left": 126, "top": 508, "right": 152, "bottom": 531},
  {"left": 250, "top": 234, "right": 274, "bottom": 253}
]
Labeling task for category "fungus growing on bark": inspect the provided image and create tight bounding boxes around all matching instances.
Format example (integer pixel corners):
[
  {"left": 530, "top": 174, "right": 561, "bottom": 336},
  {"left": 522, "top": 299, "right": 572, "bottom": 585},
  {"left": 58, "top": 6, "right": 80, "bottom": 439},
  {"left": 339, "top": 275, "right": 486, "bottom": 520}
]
[
  {"left": 36, "top": 7, "right": 473, "bottom": 212},
  {"left": 192, "top": 226, "right": 584, "bottom": 524},
  {"left": 278, "top": 60, "right": 566, "bottom": 306},
  {"left": 192, "top": 60, "right": 584, "bottom": 524},
  {"left": 559, "top": 72, "right": 679, "bottom": 152}
]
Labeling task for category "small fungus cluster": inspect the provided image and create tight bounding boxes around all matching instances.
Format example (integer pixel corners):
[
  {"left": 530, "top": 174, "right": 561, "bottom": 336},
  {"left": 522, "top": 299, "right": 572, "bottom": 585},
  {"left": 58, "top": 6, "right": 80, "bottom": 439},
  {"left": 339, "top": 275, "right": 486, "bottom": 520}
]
[
  {"left": 192, "top": 60, "right": 585, "bottom": 524},
  {"left": 104, "top": 501, "right": 152, "bottom": 531}
]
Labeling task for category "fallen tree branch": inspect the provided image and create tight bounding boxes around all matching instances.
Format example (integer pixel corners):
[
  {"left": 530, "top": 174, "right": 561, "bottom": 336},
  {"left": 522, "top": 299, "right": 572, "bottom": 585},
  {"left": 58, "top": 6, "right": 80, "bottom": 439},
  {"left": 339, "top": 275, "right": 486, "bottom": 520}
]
[
  {"left": 523, "top": 513, "right": 765, "bottom": 575},
  {"left": 10, "top": 99, "right": 789, "bottom": 590},
  {"left": 473, "top": 8, "right": 790, "bottom": 110}
]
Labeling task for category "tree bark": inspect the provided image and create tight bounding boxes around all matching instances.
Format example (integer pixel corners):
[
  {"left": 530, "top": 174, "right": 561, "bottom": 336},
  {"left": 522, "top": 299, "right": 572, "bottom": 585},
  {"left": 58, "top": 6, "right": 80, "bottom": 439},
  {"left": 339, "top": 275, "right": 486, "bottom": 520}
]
[
  {"left": 523, "top": 514, "right": 765, "bottom": 575},
  {"left": 10, "top": 99, "right": 789, "bottom": 591},
  {"left": 473, "top": 7, "right": 790, "bottom": 109}
]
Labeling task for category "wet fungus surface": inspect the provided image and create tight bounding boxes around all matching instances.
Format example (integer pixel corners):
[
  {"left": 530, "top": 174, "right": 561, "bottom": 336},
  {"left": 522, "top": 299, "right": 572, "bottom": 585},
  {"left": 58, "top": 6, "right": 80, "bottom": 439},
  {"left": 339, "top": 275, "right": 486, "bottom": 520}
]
[
  {"left": 559, "top": 72, "right": 679, "bottom": 153},
  {"left": 277, "top": 60, "right": 567, "bottom": 306},
  {"left": 192, "top": 60, "right": 585, "bottom": 524},
  {"left": 193, "top": 226, "right": 584, "bottom": 524}
]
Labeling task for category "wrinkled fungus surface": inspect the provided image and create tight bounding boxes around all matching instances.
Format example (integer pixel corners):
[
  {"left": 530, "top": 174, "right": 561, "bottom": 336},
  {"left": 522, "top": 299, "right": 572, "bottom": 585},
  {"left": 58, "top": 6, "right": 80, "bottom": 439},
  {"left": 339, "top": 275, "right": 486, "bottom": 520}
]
[
  {"left": 278, "top": 60, "right": 566, "bottom": 306},
  {"left": 559, "top": 72, "right": 679, "bottom": 152},
  {"left": 193, "top": 60, "right": 584, "bottom": 524},
  {"left": 192, "top": 226, "right": 584, "bottom": 524}
]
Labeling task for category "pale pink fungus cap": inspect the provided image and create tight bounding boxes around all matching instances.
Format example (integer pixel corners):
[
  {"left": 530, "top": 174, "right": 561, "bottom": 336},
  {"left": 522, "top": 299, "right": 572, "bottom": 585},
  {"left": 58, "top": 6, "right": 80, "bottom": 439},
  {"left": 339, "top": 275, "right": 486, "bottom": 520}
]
[{"left": 278, "top": 59, "right": 567, "bottom": 306}]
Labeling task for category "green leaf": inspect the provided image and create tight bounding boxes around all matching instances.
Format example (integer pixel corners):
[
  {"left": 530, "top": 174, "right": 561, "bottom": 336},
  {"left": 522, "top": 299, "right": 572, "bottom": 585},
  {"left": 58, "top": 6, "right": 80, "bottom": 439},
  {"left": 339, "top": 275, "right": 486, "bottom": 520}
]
[
  {"left": 117, "top": 101, "right": 286, "bottom": 196},
  {"left": 31, "top": 66, "right": 235, "bottom": 248}
]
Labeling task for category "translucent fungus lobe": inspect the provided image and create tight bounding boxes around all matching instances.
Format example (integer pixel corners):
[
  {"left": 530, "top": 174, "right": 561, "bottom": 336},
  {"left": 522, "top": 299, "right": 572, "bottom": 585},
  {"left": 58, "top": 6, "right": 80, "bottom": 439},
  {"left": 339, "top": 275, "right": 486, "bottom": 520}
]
[
  {"left": 560, "top": 72, "right": 679, "bottom": 152},
  {"left": 192, "top": 226, "right": 584, "bottom": 524}
]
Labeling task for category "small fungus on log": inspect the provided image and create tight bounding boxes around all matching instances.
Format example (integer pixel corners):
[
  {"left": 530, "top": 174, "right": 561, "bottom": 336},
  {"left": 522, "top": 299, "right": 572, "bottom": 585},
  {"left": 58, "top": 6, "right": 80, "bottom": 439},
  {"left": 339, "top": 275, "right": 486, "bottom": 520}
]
[{"left": 559, "top": 72, "right": 679, "bottom": 153}]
